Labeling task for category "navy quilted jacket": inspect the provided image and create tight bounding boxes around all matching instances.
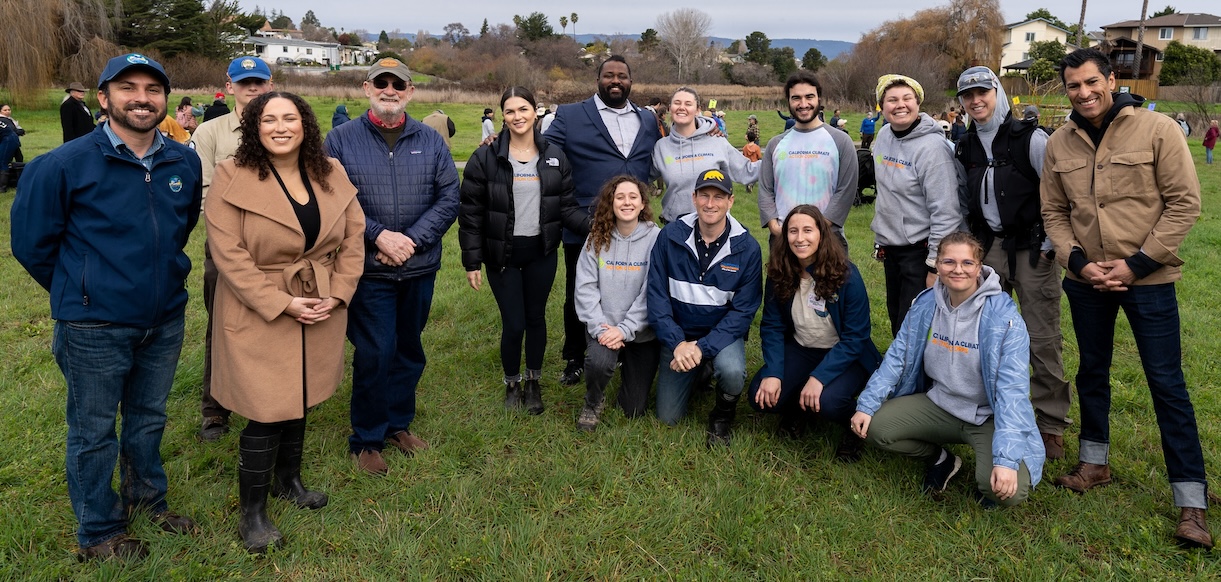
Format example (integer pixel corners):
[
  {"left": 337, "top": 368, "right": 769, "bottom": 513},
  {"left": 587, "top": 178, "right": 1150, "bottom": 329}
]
[{"left": 324, "top": 113, "right": 459, "bottom": 280}]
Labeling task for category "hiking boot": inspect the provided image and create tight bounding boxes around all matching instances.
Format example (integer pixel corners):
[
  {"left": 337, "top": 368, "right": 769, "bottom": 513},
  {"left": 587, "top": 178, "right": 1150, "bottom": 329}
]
[
  {"left": 1175, "top": 508, "right": 1214, "bottom": 549},
  {"left": 576, "top": 405, "right": 600, "bottom": 432},
  {"left": 199, "top": 415, "right": 229, "bottom": 441},
  {"left": 151, "top": 510, "right": 198, "bottom": 534},
  {"left": 1054, "top": 462, "right": 1111, "bottom": 493},
  {"left": 351, "top": 449, "right": 388, "bottom": 476},
  {"left": 923, "top": 449, "right": 962, "bottom": 493},
  {"left": 559, "top": 360, "right": 583, "bottom": 386},
  {"left": 386, "top": 431, "right": 429, "bottom": 456},
  {"left": 706, "top": 393, "right": 739, "bottom": 448},
  {"left": 77, "top": 534, "right": 147, "bottom": 562},
  {"left": 1041, "top": 432, "right": 1065, "bottom": 460}
]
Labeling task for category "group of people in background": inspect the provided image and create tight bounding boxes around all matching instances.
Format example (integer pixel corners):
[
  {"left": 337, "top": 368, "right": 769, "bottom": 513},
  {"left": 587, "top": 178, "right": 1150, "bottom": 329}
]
[{"left": 8, "top": 46, "right": 1215, "bottom": 564}]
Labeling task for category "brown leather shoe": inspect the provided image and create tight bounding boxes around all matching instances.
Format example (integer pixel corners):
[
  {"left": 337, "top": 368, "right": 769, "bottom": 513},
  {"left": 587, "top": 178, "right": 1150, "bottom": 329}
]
[
  {"left": 386, "top": 431, "right": 429, "bottom": 456},
  {"left": 77, "top": 533, "right": 148, "bottom": 562},
  {"left": 199, "top": 415, "right": 229, "bottom": 441},
  {"left": 1175, "top": 507, "right": 1214, "bottom": 549},
  {"left": 351, "top": 450, "right": 388, "bottom": 476},
  {"left": 1041, "top": 433, "right": 1065, "bottom": 460},
  {"left": 1054, "top": 461, "right": 1111, "bottom": 493},
  {"left": 151, "top": 510, "right": 198, "bottom": 534}
]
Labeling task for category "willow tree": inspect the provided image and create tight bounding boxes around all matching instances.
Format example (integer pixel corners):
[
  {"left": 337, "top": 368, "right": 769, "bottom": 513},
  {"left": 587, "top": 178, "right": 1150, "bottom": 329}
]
[{"left": 0, "top": 0, "right": 118, "bottom": 104}]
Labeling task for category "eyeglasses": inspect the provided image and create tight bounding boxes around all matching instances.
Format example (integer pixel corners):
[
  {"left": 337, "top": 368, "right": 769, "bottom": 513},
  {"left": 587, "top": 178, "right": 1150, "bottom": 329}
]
[
  {"left": 372, "top": 78, "right": 408, "bottom": 91},
  {"left": 938, "top": 258, "right": 979, "bottom": 270}
]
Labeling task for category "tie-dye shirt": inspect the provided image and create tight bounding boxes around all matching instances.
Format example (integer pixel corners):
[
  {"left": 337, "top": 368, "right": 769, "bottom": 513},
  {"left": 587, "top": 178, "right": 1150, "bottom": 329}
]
[{"left": 757, "top": 124, "right": 858, "bottom": 229}]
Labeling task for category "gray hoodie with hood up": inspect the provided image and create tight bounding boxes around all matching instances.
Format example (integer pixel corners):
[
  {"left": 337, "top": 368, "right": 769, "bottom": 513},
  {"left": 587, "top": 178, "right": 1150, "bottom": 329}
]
[{"left": 652, "top": 116, "right": 760, "bottom": 222}]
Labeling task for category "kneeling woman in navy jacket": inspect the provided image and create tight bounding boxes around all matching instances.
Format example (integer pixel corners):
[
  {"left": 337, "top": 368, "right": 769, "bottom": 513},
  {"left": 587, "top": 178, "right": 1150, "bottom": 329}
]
[
  {"left": 748, "top": 205, "right": 881, "bottom": 460},
  {"left": 459, "top": 86, "right": 588, "bottom": 414}
]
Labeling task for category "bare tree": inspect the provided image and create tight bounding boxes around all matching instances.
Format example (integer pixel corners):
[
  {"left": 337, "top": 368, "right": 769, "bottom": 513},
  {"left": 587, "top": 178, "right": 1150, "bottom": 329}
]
[
  {"left": 0, "top": 0, "right": 117, "bottom": 104},
  {"left": 656, "top": 8, "right": 713, "bottom": 83}
]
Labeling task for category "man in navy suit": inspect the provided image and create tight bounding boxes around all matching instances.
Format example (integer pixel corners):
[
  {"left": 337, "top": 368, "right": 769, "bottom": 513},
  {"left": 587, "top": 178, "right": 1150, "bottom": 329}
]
[{"left": 544, "top": 55, "right": 662, "bottom": 387}]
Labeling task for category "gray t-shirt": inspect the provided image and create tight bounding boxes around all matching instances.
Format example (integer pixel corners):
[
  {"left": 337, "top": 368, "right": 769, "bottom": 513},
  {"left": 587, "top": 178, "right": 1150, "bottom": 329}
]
[{"left": 512, "top": 155, "right": 541, "bottom": 237}]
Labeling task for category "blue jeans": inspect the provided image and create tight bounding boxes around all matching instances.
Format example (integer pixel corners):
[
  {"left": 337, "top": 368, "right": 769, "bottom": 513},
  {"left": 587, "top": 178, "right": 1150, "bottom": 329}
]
[
  {"left": 1062, "top": 279, "right": 1207, "bottom": 499},
  {"left": 347, "top": 274, "right": 435, "bottom": 453},
  {"left": 52, "top": 316, "right": 185, "bottom": 547},
  {"left": 655, "top": 338, "right": 746, "bottom": 425}
]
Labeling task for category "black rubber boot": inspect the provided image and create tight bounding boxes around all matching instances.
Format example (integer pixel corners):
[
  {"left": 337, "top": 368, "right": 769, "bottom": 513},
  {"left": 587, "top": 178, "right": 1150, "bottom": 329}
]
[
  {"left": 0, "top": 171, "right": 8, "bottom": 193},
  {"left": 271, "top": 419, "right": 328, "bottom": 509},
  {"left": 706, "top": 393, "right": 740, "bottom": 448},
  {"left": 523, "top": 370, "right": 544, "bottom": 415},
  {"left": 238, "top": 433, "right": 283, "bottom": 553}
]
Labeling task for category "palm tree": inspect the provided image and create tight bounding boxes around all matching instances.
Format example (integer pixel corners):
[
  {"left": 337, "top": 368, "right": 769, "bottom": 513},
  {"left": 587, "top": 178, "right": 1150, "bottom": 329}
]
[
  {"left": 1133, "top": 0, "right": 1149, "bottom": 79},
  {"left": 1076, "top": 0, "right": 1087, "bottom": 48},
  {"left": 559, "top": 15, "right": 568, "bottom": 37},
  {"left": 570, "top": 13, "right": 579, "bottom": 41}
]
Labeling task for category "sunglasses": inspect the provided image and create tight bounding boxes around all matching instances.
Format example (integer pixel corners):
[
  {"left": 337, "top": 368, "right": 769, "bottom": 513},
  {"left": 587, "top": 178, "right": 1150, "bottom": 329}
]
[{"left": 372, "top": 78, "right": 408, "bottom": 91}]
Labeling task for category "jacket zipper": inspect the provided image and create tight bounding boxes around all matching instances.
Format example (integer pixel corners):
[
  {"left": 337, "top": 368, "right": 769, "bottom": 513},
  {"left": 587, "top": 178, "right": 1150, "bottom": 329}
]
[{"left": 81, "top": 252, "right": 89, "bottom": 306}]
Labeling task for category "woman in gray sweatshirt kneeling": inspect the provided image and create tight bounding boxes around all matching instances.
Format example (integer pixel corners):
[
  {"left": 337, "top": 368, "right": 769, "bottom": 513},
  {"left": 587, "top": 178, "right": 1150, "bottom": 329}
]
[
  {"left": 573, "top": 176, "right": 662, "bottom": 431},
  {"left": 850, "top": 232, "right": 1045, "bottom": 507}
]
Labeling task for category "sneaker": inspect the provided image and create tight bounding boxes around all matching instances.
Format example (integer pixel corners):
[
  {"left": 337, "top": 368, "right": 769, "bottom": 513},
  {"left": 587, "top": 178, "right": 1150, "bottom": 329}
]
[
  {"left": 922, "top": 449, "right": 962, "bottom": 493},
  {"left": 386, "top": 431, "right": 429, "bottom": 456},
  {"left": 559, "top": 360, "right": 583, "bottom": 386},
  {"left": 151, "top": 510, "right": 197, "bottom": 534},
  {"left": 576, "top": 405, "right": 599, "bottom": 432},
  {"left": 199, "top": 415, "right": 229, "bottom": 441},
  {"left": 78, "top": 534, "right": 148, "bottom": 562},
  {"left": 351, "top": 450, "right": 388, "bottom": 476}
]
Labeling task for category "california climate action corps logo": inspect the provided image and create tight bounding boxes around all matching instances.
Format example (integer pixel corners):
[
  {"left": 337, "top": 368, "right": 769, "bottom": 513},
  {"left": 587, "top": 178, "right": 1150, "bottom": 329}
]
[{"left": 168, "top": 176, "right": 183, "bottom": 193}]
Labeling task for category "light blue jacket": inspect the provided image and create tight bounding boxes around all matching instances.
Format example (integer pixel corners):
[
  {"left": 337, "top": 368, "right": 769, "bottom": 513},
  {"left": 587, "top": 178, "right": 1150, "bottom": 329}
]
[{"left": 856, "top": 285, "right": 1045, "bottom": 486}]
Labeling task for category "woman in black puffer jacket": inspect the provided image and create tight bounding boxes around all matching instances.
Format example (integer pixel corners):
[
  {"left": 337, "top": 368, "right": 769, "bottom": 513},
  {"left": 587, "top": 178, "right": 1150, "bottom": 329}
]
[{"left": 459, "top": 86, "right": 588, "bottom": 414}]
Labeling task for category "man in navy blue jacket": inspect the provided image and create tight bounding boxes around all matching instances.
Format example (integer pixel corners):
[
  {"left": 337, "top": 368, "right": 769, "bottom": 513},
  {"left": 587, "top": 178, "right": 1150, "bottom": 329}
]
[
  {"left": 324, "top": 59, "right": 460, "bottom": 476},
  {"left": 544, "top": 55, "right": 662, "bottom": 387},
  {"left": 12, "top": 53, "right": 202, "bottom": 561},
  {"left": 647, "top": 169, "right": 763, "bottom": 447}
]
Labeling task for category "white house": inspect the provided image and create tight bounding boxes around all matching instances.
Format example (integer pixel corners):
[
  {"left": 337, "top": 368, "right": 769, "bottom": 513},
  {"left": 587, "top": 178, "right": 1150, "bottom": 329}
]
[
  {"left": 242, "top": 36, "right": 340, "bottom": 66},
  {"left": 1001, "top": 18, "right": 1074, "bottom": 69}
]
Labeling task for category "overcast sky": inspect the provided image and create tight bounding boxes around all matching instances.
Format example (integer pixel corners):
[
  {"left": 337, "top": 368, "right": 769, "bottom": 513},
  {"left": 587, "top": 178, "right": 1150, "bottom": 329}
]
[{"left": 253, "top": 1, "right": 1215, "bottom": 43}]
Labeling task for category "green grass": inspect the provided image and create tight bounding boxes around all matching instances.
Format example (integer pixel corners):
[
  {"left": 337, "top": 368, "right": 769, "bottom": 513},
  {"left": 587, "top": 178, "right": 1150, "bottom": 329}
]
[{"left": 2, "top": 98, "right": 1220, "bottom": 579}]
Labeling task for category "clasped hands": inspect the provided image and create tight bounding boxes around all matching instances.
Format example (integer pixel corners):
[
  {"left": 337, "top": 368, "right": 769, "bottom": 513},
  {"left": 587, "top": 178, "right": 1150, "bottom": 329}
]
[
  {"left": 1081, "top": 259, "right": 1135, "bottom": 292},
  {"left": 669, "top": 340, "right": 703, "bottom": 372},
  {"left": 374, "top": 230, "right": 415, "bottom": 266},
  {"left": 284, "top": 297, "right": 339, "bottom": 325}
]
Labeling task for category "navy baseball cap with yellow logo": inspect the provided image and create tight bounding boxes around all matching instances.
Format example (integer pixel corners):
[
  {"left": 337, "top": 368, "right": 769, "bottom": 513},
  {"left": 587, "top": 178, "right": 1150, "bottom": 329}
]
[
  {"left": 695, "top": 169, "right": 733, "bottom": 195},
  {"left": 228, "top": 56, "right": 272, "bottom": 82}
]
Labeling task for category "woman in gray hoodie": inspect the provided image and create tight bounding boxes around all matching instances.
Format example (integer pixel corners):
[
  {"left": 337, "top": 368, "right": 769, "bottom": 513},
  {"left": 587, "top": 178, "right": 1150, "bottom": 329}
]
[
  {"left": 870, "top": 75, "right": 965, "bottom": 337},
  {"left": 652, "top": 87, "right": 759, "bottom": 223},
  {"left": 573, "top": 176, "right": 662, "bottom": 431},
  {"left": 852, "top": 232, "right": 1045, "bottom": 508}
]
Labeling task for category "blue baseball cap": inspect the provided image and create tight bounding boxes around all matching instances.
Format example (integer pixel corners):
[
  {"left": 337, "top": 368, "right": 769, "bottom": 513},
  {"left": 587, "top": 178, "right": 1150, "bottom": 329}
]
[
  {"left": 228, "top": 56, "right": 272, "bottom": 82},
  {"left": 98, "top": 53, "right": 170, "bottom": 92}
]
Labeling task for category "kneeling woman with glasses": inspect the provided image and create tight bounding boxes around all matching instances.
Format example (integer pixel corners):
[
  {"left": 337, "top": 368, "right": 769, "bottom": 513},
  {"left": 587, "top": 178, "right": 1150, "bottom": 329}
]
[{"left": 851, "top": 231, "right": 1045, "bottom": 507}]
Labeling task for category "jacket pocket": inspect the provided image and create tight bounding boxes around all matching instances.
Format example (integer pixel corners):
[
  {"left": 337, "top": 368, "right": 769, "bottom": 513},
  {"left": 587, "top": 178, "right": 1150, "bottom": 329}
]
[
  {"left": 1109, "top": 150, "right": 1156, "bottom": 197},
  {"left": 1050, "top": 158, "right": 1091, "bottom": 207}
]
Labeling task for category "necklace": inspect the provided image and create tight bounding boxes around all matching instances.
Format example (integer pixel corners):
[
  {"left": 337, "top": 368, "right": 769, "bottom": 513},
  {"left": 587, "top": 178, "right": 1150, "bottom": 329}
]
[{"left": 510, "top": 143, "right": 535, "bottom": 154}]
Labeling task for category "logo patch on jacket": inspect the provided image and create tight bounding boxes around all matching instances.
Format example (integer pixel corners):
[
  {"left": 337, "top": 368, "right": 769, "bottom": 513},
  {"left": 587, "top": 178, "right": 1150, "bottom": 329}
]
[
  {"left": 546, "top": 157, "right": 559, "bottom": 166},
  {"left": 410, "top": 150, "right": 423, "bottom": 155},
  {"left": 720, "top": 262, "right": 739, "bottom": 273},
  {"left": 168, "top": 176, "right": 183, "bottom": 192}
]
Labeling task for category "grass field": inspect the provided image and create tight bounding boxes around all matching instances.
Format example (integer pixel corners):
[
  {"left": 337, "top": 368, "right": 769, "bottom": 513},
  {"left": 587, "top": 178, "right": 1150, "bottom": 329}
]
[{"left": 1, "top": 93, "right": 1220, "bottom": 579}]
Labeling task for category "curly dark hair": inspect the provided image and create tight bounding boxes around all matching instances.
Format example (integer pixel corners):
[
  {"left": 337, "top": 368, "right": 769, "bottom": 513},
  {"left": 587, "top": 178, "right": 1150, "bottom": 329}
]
[
  {"left": 768, "top": 205, "right": 848, "bottom": 302},
  {"left": 233, "top": 91, "right": 333, "bottom": 192},
  {"left": 585, "top": 175, "right": 653, "bottom": 255}
]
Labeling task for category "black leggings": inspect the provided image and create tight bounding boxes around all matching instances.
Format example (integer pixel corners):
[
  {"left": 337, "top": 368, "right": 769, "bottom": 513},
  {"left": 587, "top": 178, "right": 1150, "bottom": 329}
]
[{"left": 487, "top": 236, "right": 557, "bottom": 377}]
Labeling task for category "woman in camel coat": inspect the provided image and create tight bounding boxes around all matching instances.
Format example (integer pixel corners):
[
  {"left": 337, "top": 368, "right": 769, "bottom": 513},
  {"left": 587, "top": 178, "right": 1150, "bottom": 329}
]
[{"left": 205, "top": 91, "right": 364, "bottom": 553}]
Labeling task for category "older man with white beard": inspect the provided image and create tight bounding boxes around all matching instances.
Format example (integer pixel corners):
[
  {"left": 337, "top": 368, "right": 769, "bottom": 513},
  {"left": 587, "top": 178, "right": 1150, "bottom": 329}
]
[{"left": 324, "top": 58, "right": 459, "bottom": 476}]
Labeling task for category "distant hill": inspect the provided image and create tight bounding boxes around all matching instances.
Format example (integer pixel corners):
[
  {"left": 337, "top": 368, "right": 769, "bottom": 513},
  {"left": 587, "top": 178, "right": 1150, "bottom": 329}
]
[{"left": 365, "top": 32, "right": 854, "bottom": 60}]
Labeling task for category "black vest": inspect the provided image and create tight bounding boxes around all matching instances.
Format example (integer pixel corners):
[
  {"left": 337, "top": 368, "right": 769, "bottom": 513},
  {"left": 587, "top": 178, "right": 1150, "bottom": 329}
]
[{"left": 955, "top": 114, "right": 1045, "bottom": 256}]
